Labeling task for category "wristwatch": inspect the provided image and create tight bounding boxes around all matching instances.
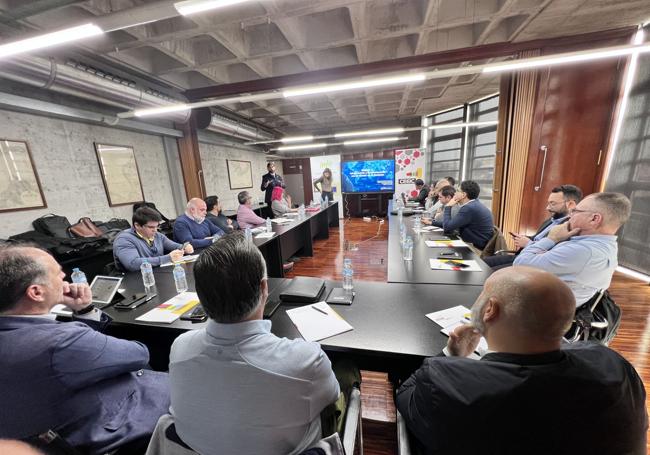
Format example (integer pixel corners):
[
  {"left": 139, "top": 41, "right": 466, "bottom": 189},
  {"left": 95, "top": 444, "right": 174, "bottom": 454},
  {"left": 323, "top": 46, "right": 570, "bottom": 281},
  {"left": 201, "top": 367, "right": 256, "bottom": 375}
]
[{"left": 73, "top": 304, "right": 95, "bottom": 315}]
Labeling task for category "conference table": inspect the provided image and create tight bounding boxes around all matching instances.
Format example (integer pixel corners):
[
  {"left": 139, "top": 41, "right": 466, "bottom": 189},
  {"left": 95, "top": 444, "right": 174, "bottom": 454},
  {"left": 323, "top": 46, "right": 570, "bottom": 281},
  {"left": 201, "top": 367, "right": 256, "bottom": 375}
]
[
  {"left": 102, "top": 200, "right": 490, "bottom": 379},
  {"left": 386, "top": 204, "right": 492, "bottom": 286}
]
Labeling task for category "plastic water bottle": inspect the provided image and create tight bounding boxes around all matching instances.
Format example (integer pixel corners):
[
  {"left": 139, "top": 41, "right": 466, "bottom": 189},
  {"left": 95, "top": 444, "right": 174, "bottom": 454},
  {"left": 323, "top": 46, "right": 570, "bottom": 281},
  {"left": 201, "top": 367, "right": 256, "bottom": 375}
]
[
  {"left": 266, "top": 217, "right": 272, "bottom": 233},
  {"left": 173, "top": 263, "right": 188, "bottom": 294},
  {"left": 71, "top": 268, "right": 87, "bottom": 284},
  {"left": 140, "top": 260, "right": 155, "bottom": 294},
  {"left": 403, "top": 236, "right": 414, "bottom": 261},
  {"left": 245, "top": 227, "right": 252, "bottom": 242},
  {"left": 299, "top": 204, "right": 305, "bottom": 219},
  {"left": 400, "top": 223, "right": 407, "bottom": 246},
  {"left": 414, "top": 216, "right": 422, "bottom": 231},
  {"left": 342, "top": 258, "right": 354, "bottom": 292},
  {"left": 325, "top": 195, "right": 329, "bottom": 206}
]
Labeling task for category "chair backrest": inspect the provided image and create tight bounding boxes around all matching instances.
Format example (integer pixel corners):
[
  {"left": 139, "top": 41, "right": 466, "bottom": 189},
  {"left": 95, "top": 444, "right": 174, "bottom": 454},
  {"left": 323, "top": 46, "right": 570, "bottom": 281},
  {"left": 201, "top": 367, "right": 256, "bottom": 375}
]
[
  {"left": 564, "top": 290, "right": 622, "bottom": 345},
  {"left": 480, "top": 227, "right": 508, "bottom": 258}
]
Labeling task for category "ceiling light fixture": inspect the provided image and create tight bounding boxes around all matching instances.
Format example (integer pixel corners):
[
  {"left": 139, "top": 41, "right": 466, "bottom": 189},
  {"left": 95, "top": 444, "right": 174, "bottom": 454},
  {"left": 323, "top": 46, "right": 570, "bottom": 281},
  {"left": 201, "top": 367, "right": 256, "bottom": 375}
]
[
  {"left": 334, "top": 127, "right": 404, "bottom": 138},
  {"left": 283, "top": 73, "right": 426, "bottom": 98},
  {"left": 343, "top": 137, "right": 406, "bottom": 146},
  {"left": 0, "top": 23, "right": 103, "bottom": 59},
  {"left": 174, "top": 0, "right": 251, "bottom": 16},
  {"left": 483, "top": 43, "right": 650, "bottom": 73},
  {"left": 276, "top": 143, "right": 328, "bottom": 151},
  {"left": 281, "top": 135, "right": 314, "bottom": 143},
  {"left": 134, "top": 104, "right": 190, "bottom": 117},
  {"left": 428, "top": 121, "right": 498, "bottom": 130}
]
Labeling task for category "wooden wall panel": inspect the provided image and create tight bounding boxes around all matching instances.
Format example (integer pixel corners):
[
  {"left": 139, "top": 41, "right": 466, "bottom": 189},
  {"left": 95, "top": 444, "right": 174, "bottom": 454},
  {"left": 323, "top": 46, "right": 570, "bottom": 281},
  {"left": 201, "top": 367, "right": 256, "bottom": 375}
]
[{"left": 175, "top": 114, "right": 204, "bottom": 201}]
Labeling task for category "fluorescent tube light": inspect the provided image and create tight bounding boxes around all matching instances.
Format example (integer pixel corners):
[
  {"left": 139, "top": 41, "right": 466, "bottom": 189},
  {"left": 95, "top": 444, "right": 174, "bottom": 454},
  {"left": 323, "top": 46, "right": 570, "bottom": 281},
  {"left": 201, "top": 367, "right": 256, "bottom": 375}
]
[
  {"left": 134, "top": 104, "right": 190, "bottom": 117},
  {"left": 174, "top": 0, "right": 251, "bottom": 16},
  {"left": 483, "top": 43, "right": 650, "bottom": 73},
  {"left": 0, "top": 24, "right": 103, "bottom": 59},
  {"left": 428, "top": 121, "right": 498, "bottom": 130},
  {"left": 343, "top": 137, "right": 405, "bottom": 146},
  {"left": 281, "top": 135, "right": 314, "bottom": 143},
  {"left": 615, "top": 266, "right": 650, "bottom": 283},
  {"left": 276, "top": 143, "right": 327, "bottom": 151},
  {"left": 283, "top": 73, "right": 426, "bottom": 98},
  {"left": 335, "top": 127, "right": 404, "bottom": 138}
]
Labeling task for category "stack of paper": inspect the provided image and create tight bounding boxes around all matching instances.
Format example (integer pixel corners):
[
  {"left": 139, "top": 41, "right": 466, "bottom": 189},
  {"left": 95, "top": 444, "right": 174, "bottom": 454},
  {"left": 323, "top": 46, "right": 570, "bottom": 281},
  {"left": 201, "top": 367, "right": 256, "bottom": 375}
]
[
  {"left": 425, "top": 305, "right": 488, "bottom": 355},
  {"left": 255, "top": 231, "right": 276, "bottom": 239},
  {"left": 135, "top": 292, "right": 200, "bottom": 323},
  {"left": 425, "top": 239, "right": 466, "bottom": 247},
  {"left": 271, "top": 217, "right": 293, "bottom": 224},
  {"left": 429, "top": 259, "right": 482, "bottom": 271},
  {"left": 286, "top": 302, "right": 353, "bottom": 342},
  {"left": 420, "top": 226, "right": 443, "bottom": 232}
]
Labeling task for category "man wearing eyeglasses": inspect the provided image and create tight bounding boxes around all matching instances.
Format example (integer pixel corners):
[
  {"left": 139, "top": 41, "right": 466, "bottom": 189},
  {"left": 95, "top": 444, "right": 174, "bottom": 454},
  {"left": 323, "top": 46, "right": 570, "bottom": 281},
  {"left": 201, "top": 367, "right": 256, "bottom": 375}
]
[
  {"left": 113, "top": 207, "right": 194, "bottom": 272},
  {"left": 514, "top": 192, "right": 631, "bottom": 306},
  {"left": 484, "top": 185, "right": 582, "bottom": 268}
]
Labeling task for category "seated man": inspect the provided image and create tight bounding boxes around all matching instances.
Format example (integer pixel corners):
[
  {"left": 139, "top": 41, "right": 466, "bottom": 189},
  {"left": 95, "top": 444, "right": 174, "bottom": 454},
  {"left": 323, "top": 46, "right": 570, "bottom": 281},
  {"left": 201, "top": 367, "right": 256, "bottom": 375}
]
[
  {"left": 173, "top": 198, "right": 225, "bottom": 249},
  {"left": 397, "top": 267, "right": 647, "bottom": 455},
  {"left": 424, "top": 178, "right": 450, "bottom": 213},
  {"left": 514, "top": 192, "right": 630, "bottom": 306},
  {"left": 205, "top": 195, "right": 238, "bottom": 232},
  {"left": 113, "top": 207, "right": 194, "bottom": 272},
  {"left": 431, "top": 180, "right": 493, "bottom": 250},
  {"left": 407, "top": 179, "right": 429, "bottom": 206},
  {"left": 0, "top": 245, "right": 170, "bottom": 453},
  {"left": 169, "top": 234, "right": 340, "bottom": 454},
  {"left": 423, "top": 185, "right": 459, "bottom": 224},
  {"left": 484, "top": 184, "right": 582, "bottom": 268},
  {"left": 236, "top": 190, "right": 266, "bottom": 228}
]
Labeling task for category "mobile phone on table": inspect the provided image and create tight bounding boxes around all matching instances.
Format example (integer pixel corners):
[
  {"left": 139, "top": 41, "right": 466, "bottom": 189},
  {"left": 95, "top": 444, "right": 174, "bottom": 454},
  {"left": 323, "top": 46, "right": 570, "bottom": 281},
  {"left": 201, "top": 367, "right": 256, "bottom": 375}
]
[
  {"left": 444, "top": 260, "right": 470, "bottom": 268},
  {"left": 438, "top": 250, "right": 461, "bottom": 259}
]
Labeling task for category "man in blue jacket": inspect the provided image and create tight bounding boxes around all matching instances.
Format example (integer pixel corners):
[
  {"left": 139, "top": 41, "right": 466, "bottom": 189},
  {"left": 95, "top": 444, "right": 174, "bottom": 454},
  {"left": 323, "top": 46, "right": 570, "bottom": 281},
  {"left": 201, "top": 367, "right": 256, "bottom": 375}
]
[
  {"left": 113, "top": 207, "right": 194, "bottom": 272},
  {"left": 173, "top": 198, "right": 225, "bottom": 249},
  {"left": 0, "top": 245, "right": 170, "bottom": 454},
  {"left": 431, "top": 180, "right": 493, "bottom": 250}
]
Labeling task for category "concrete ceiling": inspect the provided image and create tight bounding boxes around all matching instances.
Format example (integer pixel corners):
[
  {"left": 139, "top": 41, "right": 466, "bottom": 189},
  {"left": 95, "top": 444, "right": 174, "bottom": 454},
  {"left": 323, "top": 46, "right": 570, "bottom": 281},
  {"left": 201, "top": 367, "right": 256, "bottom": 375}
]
[{"left": 1, "top": 0, "right": 650, "bottom": 136}]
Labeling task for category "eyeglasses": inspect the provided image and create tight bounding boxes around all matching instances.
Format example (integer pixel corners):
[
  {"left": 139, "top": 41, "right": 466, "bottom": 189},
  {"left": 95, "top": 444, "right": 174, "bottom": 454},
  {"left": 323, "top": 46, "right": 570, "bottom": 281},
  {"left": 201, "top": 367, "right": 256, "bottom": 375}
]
[
  {"left": 142, "top": 224, "right": 160, "bottom": 230},
  {"left": 570, "top": 208, "right": 595, "bottom": 216}
]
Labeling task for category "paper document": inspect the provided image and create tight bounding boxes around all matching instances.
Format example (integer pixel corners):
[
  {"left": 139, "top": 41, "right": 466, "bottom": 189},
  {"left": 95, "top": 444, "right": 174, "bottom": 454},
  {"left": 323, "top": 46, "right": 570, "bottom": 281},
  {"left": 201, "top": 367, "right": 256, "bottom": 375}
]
[
  {"left": 51, "top": 304, "right": 73, "bottom": 317},
  {"left": 420, "top": 226, "right": 443, "bottom": 232},
  {"left": 286, "top": 302, "right": 353, "bottom": 342},
  {"left": 255, "top": 231, "right": 276, "bottom": 239},
  {"left": 271, "top": 217, "right": 293, "bottom": 224},
  {"left": 429, "top": 259, "right": 482, "bottom": 271},
  {"left": 425, "top": 239, "right": 466, "bottom": 247},
  {"left": 160, "top": 254, "right": 200, "bottom": 267},
  {"left": 135, "top": 292, "right": 200, "bottom": 323}
]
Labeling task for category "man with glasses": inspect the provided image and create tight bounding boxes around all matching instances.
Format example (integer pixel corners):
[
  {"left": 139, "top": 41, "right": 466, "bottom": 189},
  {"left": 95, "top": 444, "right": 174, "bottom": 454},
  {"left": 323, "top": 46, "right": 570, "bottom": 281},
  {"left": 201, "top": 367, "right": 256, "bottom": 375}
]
[
  {"left": 484, "top": 185, "right": 582, "bottom": 268},
  {"left": 514, "top": 192, "right": 631, "bottom": 306},
  {"left": 113, "top": 207, "right": 193, "bottom": 272}
]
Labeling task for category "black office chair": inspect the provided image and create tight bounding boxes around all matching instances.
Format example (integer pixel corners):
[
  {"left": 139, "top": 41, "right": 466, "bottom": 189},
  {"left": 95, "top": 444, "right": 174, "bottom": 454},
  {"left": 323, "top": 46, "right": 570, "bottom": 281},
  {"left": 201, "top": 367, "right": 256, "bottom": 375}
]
[{"left": 564, "top": 289, "right": 621, "bottom": 346}]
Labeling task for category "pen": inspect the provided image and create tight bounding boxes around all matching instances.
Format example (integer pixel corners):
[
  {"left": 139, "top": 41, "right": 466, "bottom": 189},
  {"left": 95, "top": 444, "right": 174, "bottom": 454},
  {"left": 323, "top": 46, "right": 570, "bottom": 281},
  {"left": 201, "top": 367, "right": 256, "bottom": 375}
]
[{"left": 312, "top": 306, "right": 329, "bottom": 316}]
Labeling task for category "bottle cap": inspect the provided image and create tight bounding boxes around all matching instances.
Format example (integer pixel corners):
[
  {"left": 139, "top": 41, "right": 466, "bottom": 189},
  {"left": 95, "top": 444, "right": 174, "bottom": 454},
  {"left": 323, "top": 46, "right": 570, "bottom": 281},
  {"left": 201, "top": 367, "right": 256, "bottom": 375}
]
[{"left": 72, "top": 268, "right": 80, "bottom": 272}]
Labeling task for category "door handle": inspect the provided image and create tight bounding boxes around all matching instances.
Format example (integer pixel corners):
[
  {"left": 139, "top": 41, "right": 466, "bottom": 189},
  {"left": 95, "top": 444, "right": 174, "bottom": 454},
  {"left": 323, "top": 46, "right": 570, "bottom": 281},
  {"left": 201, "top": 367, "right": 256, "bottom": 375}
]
[
  {"left": 534, "top": 145, "right": 548, "bottom": 192},
  {"left": 197, "top": 169, "right": 205, "bottom": 197}
]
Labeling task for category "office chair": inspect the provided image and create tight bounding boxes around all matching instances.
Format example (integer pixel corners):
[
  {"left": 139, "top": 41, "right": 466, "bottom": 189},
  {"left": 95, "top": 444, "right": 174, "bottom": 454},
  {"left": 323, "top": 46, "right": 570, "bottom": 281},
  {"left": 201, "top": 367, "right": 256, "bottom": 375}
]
[
  {"left": 480, "top": 226, "right": 509, "bottom": 259},
  {"left": 563, "top": 289, "right": 621, "bottom": 345},
  {"left": 145, "top": 386, "right": 362, "bottom": 455}
]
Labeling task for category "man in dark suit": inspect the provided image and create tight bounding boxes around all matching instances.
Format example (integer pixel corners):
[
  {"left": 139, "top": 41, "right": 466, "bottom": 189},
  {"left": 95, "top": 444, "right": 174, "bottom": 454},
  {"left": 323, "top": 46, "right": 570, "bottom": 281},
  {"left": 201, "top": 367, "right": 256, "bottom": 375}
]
[
  {"left": 261, "top": 161, "right": 285, "bottom": 217},
  {"left": 431, "top": 180, "right": 493, "bottom": 250},
  {"left": 483, "top": 184, "right": 582, "bottom": 268},
  {"left": 397, "top": 267, "right": 647, "bottom": 455},
  {"left": 0, "top": 245, "right": 169, "bottom": 454},
  {"left": 407, "top": 179, "right": 429, "bottom": 206}
]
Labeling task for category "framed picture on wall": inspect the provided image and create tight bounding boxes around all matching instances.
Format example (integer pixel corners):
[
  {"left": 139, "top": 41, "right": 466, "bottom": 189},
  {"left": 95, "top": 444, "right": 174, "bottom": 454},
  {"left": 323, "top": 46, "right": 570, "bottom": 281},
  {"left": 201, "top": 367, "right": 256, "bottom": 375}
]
[
  {"left": 94, "top": 143, "right": 145, "bottom": 206},
  {"left": 227, "top": 159, "right": 253, "bottom": 190},
  {"left": 0, "top": 139, "right": 47, "bottom": 213}
]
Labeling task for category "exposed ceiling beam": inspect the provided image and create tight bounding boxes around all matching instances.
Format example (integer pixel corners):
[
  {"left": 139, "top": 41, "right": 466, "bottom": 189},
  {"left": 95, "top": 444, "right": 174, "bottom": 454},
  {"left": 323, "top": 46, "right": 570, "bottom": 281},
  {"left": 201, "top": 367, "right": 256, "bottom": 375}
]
[{"left": 185, "top": 27, "right": 635, "bottom": 101}]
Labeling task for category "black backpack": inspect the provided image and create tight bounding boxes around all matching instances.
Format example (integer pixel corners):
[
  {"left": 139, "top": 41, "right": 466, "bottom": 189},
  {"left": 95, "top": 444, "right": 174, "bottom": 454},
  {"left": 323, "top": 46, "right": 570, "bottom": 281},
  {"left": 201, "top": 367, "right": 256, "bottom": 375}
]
[{"left": 32, "top": 214, "right": 72, "bottom": 238}]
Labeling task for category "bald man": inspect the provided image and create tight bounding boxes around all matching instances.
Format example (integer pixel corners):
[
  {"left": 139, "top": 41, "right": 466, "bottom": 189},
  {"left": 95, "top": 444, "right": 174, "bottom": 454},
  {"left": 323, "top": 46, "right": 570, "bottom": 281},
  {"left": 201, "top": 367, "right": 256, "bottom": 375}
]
[
  {"left": 397, "top": 267, "right": 647, "bottom": 455},
  {"left": 514, "top": 192, "right": 631, "bottom": 306},
  {"left": 173, "top": 197, "right": 225, "bottom": 249}
]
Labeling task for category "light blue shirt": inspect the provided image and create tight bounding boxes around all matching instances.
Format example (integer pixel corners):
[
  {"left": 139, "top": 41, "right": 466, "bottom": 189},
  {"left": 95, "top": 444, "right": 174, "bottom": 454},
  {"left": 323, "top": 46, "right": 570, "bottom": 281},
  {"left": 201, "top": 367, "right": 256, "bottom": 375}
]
[
  {"left": 532, "top": 216, "right": 568, "bottom": 242},
  {"left": 514, "top": 235, "right": 618, "bottom": 306},
  {"left": 169, "top": 319, "right": 340, "bottom": 455}
]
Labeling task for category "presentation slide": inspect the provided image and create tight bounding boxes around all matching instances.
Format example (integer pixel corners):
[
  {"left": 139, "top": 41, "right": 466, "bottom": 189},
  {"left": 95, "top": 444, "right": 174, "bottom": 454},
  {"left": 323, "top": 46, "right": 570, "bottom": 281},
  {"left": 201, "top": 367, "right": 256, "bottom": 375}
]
[{"left": 341, "top": 160, "right": 395, "bottom": 193}]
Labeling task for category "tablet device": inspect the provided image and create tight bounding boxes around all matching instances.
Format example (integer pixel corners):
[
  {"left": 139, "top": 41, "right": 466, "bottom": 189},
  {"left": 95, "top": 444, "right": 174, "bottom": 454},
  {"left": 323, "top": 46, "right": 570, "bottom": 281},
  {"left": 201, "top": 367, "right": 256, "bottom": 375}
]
[
  {"left": 90, "top": 275, "right": 123, "bottom": 308},
  {"left": 325, "top": 288, "right": 354, "bottom": 305}
]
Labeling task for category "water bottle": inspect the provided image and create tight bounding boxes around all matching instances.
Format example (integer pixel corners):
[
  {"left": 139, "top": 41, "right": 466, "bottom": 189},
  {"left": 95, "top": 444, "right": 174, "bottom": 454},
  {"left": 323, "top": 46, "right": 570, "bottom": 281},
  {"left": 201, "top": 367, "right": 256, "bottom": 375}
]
[
  {"left": 173, "top": 263, "right": 188, "bottom": 294},
  {"left": 403, "top": 236, "right": 414, "bottom": 261},
  {"left": 245, "top": 227, "right": 252, "bottom": 241},
  {"left": 325, "top": 195, "right": 329, "bottom": 206},
  {"left": 140, "top": 260, "right": 155, "bottom": 294},
  {"left": 400, "top": 223, "right": 407, "bottom": 247},
  {"left": 342, "top": 258, "right": 354, "bottom": 292},
  {"left": 71, "top": 268, "right": 87, "bottom": 284},
  {"left": 414, "top": 216, "right": 422, "bottom": 231},
  {"left": 266, "top": 217, "right": 272, "bottom": 233},
  {"left": 299, "top": 204, "right": 305, "bottom": 219}
]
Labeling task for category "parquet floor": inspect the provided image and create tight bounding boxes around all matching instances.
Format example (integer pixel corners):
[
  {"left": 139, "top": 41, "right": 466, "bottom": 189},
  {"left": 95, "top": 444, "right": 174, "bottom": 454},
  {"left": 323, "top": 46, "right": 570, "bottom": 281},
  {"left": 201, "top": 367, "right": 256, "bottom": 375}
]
[{"left": 288, "top": 218, "right": 650, "bottom": 455}]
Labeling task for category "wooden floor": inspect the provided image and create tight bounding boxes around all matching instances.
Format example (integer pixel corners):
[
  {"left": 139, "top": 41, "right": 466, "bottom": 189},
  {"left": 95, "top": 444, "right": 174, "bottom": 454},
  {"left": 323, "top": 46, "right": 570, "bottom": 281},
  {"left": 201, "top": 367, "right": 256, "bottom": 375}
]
[{"left": 287, "top": 218, "right": 650, "bottom": 455}]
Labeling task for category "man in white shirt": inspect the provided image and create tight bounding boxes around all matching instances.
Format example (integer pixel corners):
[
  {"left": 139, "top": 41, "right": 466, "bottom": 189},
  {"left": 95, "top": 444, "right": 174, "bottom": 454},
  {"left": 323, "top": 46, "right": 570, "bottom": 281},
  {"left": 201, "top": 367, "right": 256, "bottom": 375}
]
[{"left": 169, "top": 234, "right": 341, "bottom": 455}]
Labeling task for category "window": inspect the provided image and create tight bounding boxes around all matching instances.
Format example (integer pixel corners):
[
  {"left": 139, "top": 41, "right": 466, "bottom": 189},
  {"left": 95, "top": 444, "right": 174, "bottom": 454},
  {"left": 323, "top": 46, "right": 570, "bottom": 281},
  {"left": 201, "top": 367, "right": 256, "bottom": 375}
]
[{"left": 426, "top": 95, "right": 499, "bottom": 209}]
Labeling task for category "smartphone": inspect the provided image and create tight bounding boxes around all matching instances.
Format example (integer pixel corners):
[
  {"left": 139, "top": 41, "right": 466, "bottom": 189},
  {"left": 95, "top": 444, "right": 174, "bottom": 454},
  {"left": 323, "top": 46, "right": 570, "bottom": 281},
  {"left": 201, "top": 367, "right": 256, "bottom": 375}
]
[
  {"left": 444, "top": 260, "right": 470, "bottom": 268},
  {"left": 438, "top": 250, "right": 461, "bottom": 259},
  {"left": 508, "top": 232, "right": 517, "bottom": 237}
]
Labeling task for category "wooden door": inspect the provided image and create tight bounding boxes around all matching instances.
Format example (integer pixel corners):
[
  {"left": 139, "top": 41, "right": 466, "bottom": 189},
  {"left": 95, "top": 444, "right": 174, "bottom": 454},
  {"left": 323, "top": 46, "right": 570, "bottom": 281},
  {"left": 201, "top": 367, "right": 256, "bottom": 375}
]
[{"left": 519, "top": 58, "right": 623, "bottom": 234}]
